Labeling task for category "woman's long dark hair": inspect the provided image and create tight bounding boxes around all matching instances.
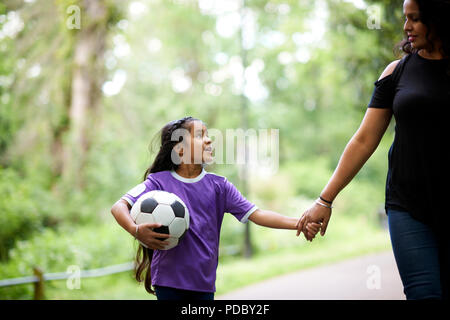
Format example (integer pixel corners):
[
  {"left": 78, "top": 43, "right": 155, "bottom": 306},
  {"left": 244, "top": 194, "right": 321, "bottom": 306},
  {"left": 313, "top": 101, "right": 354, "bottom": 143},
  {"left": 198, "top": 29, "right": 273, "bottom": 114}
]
[
  {"left": 134, "top": 116, "right": 199, "bottom": 295},
  {"left": 395, "top": 0, "right": 450, "bottom": 74}
]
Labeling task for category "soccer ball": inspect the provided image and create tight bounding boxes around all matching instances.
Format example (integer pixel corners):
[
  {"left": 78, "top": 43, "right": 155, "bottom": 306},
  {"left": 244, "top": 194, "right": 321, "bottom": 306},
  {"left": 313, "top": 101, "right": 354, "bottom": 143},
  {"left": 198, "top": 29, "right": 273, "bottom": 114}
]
[{"left": 130, "top": 190, "right": 190, "bottom": 250}]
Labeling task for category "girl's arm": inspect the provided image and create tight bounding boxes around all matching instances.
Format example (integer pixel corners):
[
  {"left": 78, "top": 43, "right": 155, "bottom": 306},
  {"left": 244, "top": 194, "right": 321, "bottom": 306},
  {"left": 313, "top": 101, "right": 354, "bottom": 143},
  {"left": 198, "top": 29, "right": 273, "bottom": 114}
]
[
  {"left": 111, "top": 199, "right": 138, "bottom": 236},
  {"left": 110, "top": 199, "right": 170, "bottom": 250},
  {"left": 249, "top": 208, "right": 320, "bottom": 234}
]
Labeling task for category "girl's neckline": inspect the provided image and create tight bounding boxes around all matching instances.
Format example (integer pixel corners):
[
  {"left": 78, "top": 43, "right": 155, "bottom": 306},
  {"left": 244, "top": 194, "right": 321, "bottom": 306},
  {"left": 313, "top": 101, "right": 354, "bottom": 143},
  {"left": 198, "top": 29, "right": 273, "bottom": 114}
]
[{"left": 170, "top": 168, "right": 207, "bottom": 183}]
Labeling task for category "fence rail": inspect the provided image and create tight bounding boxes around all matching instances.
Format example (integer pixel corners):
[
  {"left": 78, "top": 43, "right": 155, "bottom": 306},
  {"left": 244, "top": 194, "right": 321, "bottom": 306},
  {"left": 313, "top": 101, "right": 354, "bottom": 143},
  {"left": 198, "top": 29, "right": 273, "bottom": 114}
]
[
  {"left": 0, "top": 245, "right": 241, "bottom": 299},
  {"left": 0, "top": 261, "right": 135, "bottom": 299}
]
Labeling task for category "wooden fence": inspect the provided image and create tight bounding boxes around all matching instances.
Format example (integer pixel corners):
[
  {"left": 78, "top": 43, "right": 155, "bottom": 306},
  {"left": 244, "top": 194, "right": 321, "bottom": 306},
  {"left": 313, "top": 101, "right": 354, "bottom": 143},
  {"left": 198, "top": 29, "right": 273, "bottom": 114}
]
[
  {"left": 0, "top": 262, "right": 134, "bottom": 299},
  {"left": 0, "top": 244, "right": 241, "bottom": 299}
]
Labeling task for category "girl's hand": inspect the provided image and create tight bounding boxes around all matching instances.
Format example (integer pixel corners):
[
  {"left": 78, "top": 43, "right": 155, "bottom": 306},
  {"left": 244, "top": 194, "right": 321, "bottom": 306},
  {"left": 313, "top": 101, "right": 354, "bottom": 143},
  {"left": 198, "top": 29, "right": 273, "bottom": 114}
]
[
  {"left": 306, "top": 221, "right": 322, "bottom": 240},
  {"left": 295, "top": 219, "right": 321, "bottom": 241},
  {"left": 136, "top": 223, "right": 171, "bottom": 250}
]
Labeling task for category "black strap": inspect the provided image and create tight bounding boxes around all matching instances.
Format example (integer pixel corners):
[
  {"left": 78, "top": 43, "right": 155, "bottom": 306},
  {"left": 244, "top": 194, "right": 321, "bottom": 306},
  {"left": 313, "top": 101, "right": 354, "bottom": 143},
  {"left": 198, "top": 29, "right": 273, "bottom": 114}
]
[{"left": 319, "top": 196, "right": 333, "bottom": 204}]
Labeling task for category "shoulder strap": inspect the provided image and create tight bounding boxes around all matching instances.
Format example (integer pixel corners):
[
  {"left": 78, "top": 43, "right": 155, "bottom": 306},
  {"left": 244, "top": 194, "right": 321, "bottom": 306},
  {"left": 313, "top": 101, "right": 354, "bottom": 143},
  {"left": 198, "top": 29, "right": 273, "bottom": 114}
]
[{"left": 390, "top": 54, "right": 412, "bottom": 85}]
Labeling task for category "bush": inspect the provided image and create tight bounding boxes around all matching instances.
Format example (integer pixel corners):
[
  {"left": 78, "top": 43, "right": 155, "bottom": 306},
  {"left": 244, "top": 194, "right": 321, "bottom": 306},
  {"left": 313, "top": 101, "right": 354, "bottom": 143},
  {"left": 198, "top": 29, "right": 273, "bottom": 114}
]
[
  {"left": 0, "top": 167, "right": 50, "bottom": 261},
  {"left": 0, "top": 221, "right": 137, "bottom": 299}
]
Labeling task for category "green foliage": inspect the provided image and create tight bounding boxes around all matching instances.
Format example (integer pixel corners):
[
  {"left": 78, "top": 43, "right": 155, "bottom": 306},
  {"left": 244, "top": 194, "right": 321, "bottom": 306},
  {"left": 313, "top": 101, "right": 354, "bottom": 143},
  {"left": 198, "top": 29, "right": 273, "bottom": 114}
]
[
  {"left": 0, "top": 167, "right": 51, "bottom": 261},
  {"left": 281, "top": 158, "right": 334, "bottom": 199},
  {"left": 0, "top": 222, "right": 135, "bottom": 299}
]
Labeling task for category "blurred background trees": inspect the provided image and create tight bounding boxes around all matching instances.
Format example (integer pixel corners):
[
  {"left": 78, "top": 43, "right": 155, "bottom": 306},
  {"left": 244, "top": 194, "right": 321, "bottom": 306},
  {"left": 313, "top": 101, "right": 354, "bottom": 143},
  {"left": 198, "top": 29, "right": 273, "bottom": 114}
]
[{"left": 0, "top": 0, "right": 404, "bottom": 298}]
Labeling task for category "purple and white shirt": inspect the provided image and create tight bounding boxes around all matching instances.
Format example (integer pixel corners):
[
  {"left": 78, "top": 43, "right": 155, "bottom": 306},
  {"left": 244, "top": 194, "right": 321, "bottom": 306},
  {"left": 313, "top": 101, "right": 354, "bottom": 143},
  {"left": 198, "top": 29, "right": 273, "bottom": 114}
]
[{"left": 121, "top": 169, "right": 258, "bottom": 293}]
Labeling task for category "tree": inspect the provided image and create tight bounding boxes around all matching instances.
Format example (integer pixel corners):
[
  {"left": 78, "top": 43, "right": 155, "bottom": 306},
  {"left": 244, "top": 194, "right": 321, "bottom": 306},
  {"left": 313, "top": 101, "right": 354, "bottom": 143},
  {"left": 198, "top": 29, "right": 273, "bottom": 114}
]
[{"left": 63, "top": 0, "right": 110, "bottom": 189}]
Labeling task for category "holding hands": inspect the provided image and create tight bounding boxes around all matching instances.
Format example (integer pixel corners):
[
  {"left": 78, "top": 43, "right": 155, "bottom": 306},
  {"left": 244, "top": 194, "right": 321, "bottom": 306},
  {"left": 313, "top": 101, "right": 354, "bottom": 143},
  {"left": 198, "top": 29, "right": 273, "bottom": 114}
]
[{"left": 296, "top": 197, "right": 333, "bottom": 241}]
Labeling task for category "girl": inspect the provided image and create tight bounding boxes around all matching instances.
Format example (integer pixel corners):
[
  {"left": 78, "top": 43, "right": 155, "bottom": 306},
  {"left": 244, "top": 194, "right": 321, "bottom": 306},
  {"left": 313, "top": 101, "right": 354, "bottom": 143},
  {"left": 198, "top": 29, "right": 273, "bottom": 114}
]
[
  {"left": 111, "top": 116, "right": 318, "bottom": 300},
  {"left": 298, "top": 0, "right": 450, "bottom": 300}
]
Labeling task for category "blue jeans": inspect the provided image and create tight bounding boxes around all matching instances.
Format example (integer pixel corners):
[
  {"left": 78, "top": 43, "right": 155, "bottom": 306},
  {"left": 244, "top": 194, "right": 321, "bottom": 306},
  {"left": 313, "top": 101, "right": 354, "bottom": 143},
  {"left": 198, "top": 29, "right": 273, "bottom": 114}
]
[
  {"left": 388, "top": 208, "right": 449, "bottom": 300},
  {"left": 154, "top": 285, "right": 215, "bottom": 300}
]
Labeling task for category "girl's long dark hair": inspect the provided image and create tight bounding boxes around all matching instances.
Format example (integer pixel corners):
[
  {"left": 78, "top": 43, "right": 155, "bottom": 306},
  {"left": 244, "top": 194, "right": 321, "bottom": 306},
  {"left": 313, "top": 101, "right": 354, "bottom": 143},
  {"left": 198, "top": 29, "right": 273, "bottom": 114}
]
[
  {"left": 134, "top": 116, "right": 199, "bottom": 295},
  {"left": 395, "top": 0, "right": 450, "bottom": 74}
]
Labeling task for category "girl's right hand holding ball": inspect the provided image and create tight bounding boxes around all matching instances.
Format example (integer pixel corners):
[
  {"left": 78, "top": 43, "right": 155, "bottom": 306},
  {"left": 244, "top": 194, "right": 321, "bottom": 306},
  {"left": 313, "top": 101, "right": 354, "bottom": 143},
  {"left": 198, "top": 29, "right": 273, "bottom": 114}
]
[{"left": 136, "top": 223, "right": 171, "bottom": 250}]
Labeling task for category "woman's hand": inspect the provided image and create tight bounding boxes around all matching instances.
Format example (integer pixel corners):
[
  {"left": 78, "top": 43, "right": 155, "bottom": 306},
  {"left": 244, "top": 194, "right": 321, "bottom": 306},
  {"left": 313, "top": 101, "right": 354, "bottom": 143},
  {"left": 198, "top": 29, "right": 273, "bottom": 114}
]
[
  {"left": 135, "top": 223, "right": 171, "bottom": 250},
  {"left": 296, "top": 201, "right": 332, "bottom": 241},
  {"left": 295, "top": 219, "right": 322, "bottom": 241}
]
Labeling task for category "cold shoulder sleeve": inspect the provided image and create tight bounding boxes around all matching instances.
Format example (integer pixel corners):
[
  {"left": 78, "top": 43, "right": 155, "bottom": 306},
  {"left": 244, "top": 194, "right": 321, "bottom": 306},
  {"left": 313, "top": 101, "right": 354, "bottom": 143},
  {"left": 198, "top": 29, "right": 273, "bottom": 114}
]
[
  {"left": 367, "top": 55, "right": 411, "bottom": 109},
  {"left": 367, "top": 74, "right": 395, "bottom": 109}
]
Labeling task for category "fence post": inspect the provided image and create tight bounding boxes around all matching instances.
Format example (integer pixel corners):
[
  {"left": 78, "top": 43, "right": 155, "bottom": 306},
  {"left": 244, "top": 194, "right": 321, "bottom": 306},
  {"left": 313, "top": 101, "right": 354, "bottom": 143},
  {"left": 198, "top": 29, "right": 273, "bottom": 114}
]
[{"left": 33, "top": 267, "right": 45, "bottom": 300}]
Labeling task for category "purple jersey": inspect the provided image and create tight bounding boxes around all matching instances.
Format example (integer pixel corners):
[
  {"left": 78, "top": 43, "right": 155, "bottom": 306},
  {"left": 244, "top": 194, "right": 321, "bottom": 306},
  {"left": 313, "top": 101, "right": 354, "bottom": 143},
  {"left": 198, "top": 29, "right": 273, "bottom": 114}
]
[{"left": 121, "top": 169, "right": 257, "bottom": 292}]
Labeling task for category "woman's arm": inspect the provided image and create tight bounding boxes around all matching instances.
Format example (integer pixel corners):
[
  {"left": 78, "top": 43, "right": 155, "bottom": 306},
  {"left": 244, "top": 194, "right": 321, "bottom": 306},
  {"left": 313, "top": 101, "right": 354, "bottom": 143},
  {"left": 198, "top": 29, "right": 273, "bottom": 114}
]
[
  {"left": 299, "top": 108, "right": 393, "bottom": 238},
  {"left": 319, "top": 107, "right": 393, "bottom": 202},
  {"left": 299, "top": 61, "right": 399, "bottom": 239},
  {"left": 320, "top": 60, "right": 398, "bottom": 202}
]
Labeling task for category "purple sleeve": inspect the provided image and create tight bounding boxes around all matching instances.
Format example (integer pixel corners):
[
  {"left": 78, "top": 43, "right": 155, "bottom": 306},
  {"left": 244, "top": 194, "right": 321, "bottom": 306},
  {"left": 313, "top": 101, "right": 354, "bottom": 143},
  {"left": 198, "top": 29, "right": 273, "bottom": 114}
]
[
  {"left": 224, "top": 178, "right": 258, "bottom": 223},
  {"left": 121, "top": 176, "right": 160, "bottom": 207}
]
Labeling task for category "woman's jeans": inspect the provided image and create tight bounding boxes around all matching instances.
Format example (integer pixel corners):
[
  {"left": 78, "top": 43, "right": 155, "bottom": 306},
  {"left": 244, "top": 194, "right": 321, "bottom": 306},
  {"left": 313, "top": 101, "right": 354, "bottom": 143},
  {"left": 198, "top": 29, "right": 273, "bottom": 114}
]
[{"left": 388, "top": 208, "right": 449, "bottom": 300}]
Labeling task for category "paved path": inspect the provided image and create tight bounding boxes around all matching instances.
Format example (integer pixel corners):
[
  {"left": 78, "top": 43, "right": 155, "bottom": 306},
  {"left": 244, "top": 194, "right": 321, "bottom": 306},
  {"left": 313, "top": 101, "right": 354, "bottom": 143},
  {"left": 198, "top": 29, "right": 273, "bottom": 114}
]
[{"left": 218, "top": 251, "right": 405, "bottom": 300}]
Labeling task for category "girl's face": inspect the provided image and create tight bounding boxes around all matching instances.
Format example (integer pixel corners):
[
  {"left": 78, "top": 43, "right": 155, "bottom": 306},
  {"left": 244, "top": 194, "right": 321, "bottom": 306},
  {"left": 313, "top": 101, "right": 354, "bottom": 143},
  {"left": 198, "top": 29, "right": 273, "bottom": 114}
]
[
  {"left": 181, "top": 120, "right": 213, "bottom": 165},
  {"left": 403, "top": 0, "right": 433, "bottom": 51}
]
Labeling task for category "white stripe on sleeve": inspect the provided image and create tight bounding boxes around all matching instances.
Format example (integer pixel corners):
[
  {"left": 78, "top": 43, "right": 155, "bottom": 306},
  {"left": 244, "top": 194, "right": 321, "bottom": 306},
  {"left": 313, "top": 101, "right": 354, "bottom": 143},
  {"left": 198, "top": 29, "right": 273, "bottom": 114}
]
[
  {"left": 121, "top": 196, "right": 135, "bottom": 207},
  {"left": 240, "top": 206, "right": 258, "bottom": 224}
]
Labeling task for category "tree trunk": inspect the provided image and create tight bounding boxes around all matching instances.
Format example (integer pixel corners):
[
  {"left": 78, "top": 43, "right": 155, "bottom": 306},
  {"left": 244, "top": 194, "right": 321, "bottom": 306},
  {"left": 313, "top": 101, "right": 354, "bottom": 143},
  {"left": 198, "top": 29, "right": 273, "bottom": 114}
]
[{"left": 63, "top": 0, "right": 107, "bottom": 189}]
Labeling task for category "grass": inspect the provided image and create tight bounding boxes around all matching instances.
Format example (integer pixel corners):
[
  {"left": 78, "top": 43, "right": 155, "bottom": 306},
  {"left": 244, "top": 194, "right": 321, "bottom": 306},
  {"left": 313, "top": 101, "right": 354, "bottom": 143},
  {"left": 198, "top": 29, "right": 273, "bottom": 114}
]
[
  {"left": 215, "top": 214, "right": 391, "bottom": 296},
  {"left": 34, "top": 214, "right": 391, "bottom": 300}
]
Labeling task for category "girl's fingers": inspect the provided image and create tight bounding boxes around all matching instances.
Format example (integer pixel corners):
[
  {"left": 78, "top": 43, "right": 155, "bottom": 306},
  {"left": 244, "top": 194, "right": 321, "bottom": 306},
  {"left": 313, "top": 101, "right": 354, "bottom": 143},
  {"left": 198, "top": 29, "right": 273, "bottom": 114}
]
[
  {"left": 306, "top": 224, "right": 320, "bottom": 233},
  {"left": 303, "top": 225, "right": 311, "bottom": 241},
  {"left": 151, "top": 239, "right": 169, "bottom": 250},
  {"left": 302, "top": 223, "right": 309, "bottom": 234},
  {"left": 142, "top": 223, "right": 162, "bottom": 229},
  {"left": 152, "top": 231, "right": 171, "bottom": 239},
  {"left": 296, "top": 215, "right": 306, "bottom": 237},
  {"left": 310, "top": 222, "right": 322, "bottom": 228}
]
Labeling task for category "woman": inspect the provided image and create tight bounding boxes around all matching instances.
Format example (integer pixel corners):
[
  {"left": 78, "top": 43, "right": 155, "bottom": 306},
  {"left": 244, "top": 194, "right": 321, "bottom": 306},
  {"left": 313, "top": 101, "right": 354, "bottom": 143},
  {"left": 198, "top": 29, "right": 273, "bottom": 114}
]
[{"left": 297, "top": 0, "right": 450, "bottom": 300}]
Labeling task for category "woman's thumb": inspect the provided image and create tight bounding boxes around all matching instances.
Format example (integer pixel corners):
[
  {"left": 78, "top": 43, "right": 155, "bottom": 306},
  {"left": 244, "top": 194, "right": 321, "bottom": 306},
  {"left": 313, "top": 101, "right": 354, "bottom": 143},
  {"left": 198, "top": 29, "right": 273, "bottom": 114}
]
[{"left": 320, "top": 215, "right": 330, "bottom": 236}]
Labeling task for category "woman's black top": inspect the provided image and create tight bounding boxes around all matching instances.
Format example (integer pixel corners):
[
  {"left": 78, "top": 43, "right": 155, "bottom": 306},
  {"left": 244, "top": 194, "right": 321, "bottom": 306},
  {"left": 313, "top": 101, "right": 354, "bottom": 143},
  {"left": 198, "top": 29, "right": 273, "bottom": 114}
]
[{"left": 368, "top": 52, "right": 450, "bottom": 235}]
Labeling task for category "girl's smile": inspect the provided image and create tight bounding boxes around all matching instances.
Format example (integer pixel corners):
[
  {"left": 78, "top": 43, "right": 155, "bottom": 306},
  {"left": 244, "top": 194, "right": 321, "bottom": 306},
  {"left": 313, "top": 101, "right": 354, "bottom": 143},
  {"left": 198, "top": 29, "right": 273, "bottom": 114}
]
[{"left": 187, "top": 120, "right": 213, "bottom": 165}]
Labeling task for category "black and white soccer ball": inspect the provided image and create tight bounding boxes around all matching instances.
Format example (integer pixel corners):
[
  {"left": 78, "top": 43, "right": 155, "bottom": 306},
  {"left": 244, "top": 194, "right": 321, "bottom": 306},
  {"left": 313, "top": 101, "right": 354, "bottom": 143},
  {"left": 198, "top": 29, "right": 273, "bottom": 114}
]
[{"left": 130, "top": 190, "right": 190, "bottom": 250}]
